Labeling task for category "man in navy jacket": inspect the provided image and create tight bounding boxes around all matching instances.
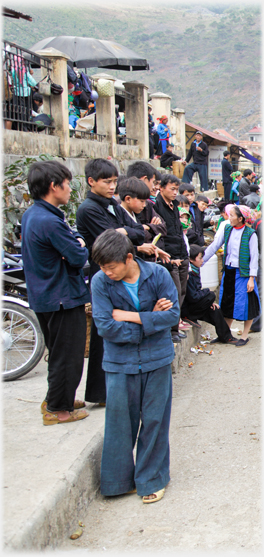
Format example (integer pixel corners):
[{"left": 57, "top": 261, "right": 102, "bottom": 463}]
[
  {"left": 182, "top": 130, "right": 209, "bottom": 191},
  {"left": 91, "top": 229, "right": 180, "bottom": 503},
  {"left": 22, "top": 161, "right": 90, "bottom": 425}
]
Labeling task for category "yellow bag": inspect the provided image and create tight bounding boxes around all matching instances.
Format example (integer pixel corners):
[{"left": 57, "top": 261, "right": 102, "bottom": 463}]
[{"left": 96, "top": 78, "right": 114, "bottom": 97}]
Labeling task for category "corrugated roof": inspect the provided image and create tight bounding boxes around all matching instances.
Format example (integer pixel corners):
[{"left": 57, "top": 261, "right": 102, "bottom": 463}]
[
  {"left": 247, "top": 126, "right": 262, "bottom": 134},
  {"left": 185, "top": 120, "right": 240, "bottom": 146},
  {"left": 213, "top": 128, "right": 238, "bottom": 142}
]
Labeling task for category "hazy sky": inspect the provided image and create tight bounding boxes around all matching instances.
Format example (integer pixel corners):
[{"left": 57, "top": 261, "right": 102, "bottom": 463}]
[{"left": 3, "top": 0, "right": 258, "bottom": 9}]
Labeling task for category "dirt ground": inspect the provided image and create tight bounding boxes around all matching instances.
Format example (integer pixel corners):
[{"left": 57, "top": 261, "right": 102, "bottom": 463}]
[{"left": 58, "top": 323, "right": 262, "bottom": 554}]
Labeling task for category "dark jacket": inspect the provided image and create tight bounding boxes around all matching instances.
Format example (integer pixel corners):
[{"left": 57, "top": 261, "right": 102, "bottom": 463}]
[
  {"left": 154, "top": 193, "right": 188, "bottom": 260},
  {"left": 76, "top": 191, "right": 145, "bottom": 277},
  {"left": 160, "top": 149, "right": 181, "bottom": 168},
  {"left": 239, "top": 177, "right": 251, "bottom": 204},
  {"left": 136, "top": 199, "right": 167, "bottom": 259},
  {"left": 21, "top": 200, "right": 90, "bottom": 313},
  {"left": 187, "top": 202, "right": 205, "bottom": 246},
  {"left": 185, "top": 140, "right": 209, "bottom": 165},
  {"left": 221, "top": 157, "right": 233, "bottom": 183},
  {"left": 182, "top": 268, "right": 211, "bottom": 305},
  {"left": 91, "top": 257, "right": 180, "bottom": 374},
  {"left": 242, "top": 191, "right": 260, "bottom": 209}
]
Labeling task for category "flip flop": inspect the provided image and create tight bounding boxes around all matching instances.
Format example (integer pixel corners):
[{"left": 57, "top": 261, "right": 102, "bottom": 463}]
[
  {"left": 142, "top": 488, "right": 165, "bottom": 504},
  {"left": 43, "top": 408, "right": 89, "bottom": 425},
  {"left": 41, "top": 399, "right": 86, "bottom": 414}
]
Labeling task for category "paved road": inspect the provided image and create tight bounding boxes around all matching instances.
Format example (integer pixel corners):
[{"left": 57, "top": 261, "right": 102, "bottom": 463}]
[{"left": 59, "top": 324, "right": 262, "bottom": 553}]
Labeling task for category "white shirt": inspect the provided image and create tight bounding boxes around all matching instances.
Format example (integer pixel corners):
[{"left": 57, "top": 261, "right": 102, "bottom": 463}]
[{"left": 203, "top": 225, "right": 258, "bottom": 276}]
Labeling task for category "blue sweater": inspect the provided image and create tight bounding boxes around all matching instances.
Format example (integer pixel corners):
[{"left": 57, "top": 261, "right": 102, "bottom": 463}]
[
  {"left": 91, "top": 258, "right": 180, "bottom": 374},
  {"left": 21, "top": 199, "right": 90, "bottom": 312}
]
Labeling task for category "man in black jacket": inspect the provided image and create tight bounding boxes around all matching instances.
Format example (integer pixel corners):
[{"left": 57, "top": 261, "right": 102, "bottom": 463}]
[
  {"left": 182, "top": 130, "right": 209, "bottom": 191},
  {"left": 242, "top": 183, "right": 260, "bottom": 208},
  {"left": 155, "top": 176, "right": 189, "bottom": 342},
  {"left": 221, "top": 150, "right": 233, "bottom": 200},
  {"left": 76, "top": 158, "right": 145, "bottom": 404},
  {"left": 160, "top": 143, "right": 181, "bottom": 169},
  {"left": 239, "top": 169, "right": 254, "bottom": 204},
  {"left": 181, "top": 244, "right": 236, "bottom": 343}
]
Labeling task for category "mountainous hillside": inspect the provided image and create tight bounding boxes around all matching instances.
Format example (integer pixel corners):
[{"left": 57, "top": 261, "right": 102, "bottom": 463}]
[{"left": 4, "top": 2, "right": 261, "bottom": 140}]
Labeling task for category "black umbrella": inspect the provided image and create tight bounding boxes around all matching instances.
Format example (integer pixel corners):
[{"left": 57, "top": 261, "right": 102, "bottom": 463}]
[{"left": 30, "top": 36, "right": 149, "bottom": 71}]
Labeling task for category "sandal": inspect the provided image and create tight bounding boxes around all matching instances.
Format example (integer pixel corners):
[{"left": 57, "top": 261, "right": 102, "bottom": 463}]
[
  {"left": 236, "top": 338, "right": 249, "bottom": 347},
  {"left": 43, "top": 408, "right": 89, "bottom": 425},
  {"left": 142, "top": 488, "right": 165, "bottom": 504},
  {"left": 41, "top": 399, "right": 86, "bottom": 414}
]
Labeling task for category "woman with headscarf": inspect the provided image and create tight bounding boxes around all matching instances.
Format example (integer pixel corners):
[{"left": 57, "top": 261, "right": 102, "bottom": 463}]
[
  {"left": 202, "top": 205, "right": 260, "bottom": 346},
  {"left": 230, "top": 171, "right": 242, "bottom": 204},
  {"left": 156, "top": 115, "right": 171, "bottom": 155}
]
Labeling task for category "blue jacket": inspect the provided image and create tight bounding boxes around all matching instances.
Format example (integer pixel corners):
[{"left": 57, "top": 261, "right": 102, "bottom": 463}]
[
  {"left": 21, "top": 199, "right": 90, "bottom": 312},
  {"left": 91, "top": 258, "right": 180, "bottom": 374}
]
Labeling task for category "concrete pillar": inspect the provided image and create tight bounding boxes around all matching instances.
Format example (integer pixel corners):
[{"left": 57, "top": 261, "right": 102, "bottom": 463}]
[
  {"left": 92, "top": 74, "right": 116, "bottom": 158},
  {"left": 124, "top": 81, "right": 149, "bottom": 159},
  {"left": 35, "top": 48, "right": 70, "bottom": 158},
  {"left": 149, "top": 92, "right": 171, "bottom": 129},
  {"left": 172, "top": 108, "right": 186, "bottom": 158}
]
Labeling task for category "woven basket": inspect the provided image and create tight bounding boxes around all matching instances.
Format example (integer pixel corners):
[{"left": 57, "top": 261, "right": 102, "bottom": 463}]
[
  {"left": 97, "top": 78, "right": 114, "bottom": 97},
  {"left": 172, "top": 160, "right": 185, "bottom": 179},
  {"left": 216, "top": 181, "right": 224, "bottom": 198},
  {"left": 217, "top": 252, "right": 223, "bottom": 285},
  {"left": 84, "top": 303, "right": 92, "bottom": 358}
]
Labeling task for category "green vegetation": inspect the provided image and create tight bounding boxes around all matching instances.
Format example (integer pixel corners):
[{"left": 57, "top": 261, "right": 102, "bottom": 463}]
[{"left": 3, "top": 3, "right": 261, "bottom": 136}]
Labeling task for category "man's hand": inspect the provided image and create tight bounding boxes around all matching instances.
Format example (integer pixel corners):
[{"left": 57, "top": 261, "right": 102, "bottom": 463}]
[
  {"left": 153, "top": 298, "right": 173, "bottom": 312},
  {"left": 112, "top": 309, "right": 141, "bottom": 324},
  {"left": 143, "top": 224, "right": 150, "bottom": 231},
  {"left": 182, "top": 160, "right": 187, "bottom": 166},
  {"left": 247, "top": 277, "right": 255, "bottom": 293},
  {"left": 171, "top": 259, "right": 183, "bottom": 267},
  {"left": 137, "top": 243, "right": 157, "bottom": 256},
  {"left": 211, "top": 302, "right": 220, "bottom": 310},
  {"left": 116, "top": 228, "right": 128, "bottom": 235},
  {"left": 156, "top": 248, "right": 171, "bottom": 264},
  {"left": 150, "top": 216, "right": 162, "bottom": 225},
  {"left": 77, "top": 237, "right": 86, "bottom": 248},
  {"left": 196, "top": 146, "right": 203, "bottom": 152}
]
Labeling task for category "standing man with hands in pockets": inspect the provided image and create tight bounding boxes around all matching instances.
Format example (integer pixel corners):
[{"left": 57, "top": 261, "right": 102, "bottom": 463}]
[{"left": 182, "top": 130, "right": 209, "bottom": 191}]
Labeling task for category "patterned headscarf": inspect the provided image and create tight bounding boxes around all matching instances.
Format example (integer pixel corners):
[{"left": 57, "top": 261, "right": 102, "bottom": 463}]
[
  {"left": 224, "top": 204, "right": 235, "bottom": 218},
  {"left": 178, "top": 206, "right": 191, "bottom": 229},
  {"left": 157, "top": 115, "right": 168, "bottom": 122},
  {"left": 231, "top": 171, "right": 241, "bottom": 183}
]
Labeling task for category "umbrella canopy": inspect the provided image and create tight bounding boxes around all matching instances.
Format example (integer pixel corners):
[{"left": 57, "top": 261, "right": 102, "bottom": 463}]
[{"left": 30, "top": 36, "right": 149, "bottom": 71}]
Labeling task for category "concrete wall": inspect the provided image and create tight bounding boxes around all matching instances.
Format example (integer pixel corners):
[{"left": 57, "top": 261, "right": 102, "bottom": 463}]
[
  {"left": 69, "top": 138, "right": 109, "bottom": 159},
  {"left": 3, "top": 130, "right": 60, "bottom": 156}
]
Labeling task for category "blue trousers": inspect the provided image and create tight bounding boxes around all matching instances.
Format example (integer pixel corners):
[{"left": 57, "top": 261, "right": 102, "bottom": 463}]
[
  {"left": 182, "top": 162, "right": 208, "bottom": 191},
  {"left": 101, "top": 364, "right": 172, "bottom": 497}
]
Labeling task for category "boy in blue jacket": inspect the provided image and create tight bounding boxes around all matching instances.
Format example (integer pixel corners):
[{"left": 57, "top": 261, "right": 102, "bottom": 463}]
[
  {"left": 22, "top": 161, "right": 90, "bottom": 425},
  {"left": 181, "top": 244, "right": 236, "bottom": 344},
  {"left": 90, "top": 228, "right": 180, "bottom": 503}
]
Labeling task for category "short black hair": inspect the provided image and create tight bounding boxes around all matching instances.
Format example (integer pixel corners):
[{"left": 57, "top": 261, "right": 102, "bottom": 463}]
[
  {"left": 249, "top": 184, "right": 260, "bottom": 192},
  {"left": 175, "top": 194, "right": 190, "bottom": 206},
  {"left": 33, "top": 92, "right": 43, "bottom": 103},
  {"left": 160, "top": 174, "right": 181, "bottom": 188},
  {"left": 189, "top": 244, "right": 206, "bottom": 261},
  {"left": 127, "top": 161, "right": 155, "bottom": 181},
  {"left": 27, "top": 160, "right": 72, "bottom": 200},
  {"left": 92, "top": 229, "right": 135, "bottom": 266},
  {"left": 115, "top": 174, "right": 127, "bottom": 194},
  {"left": 243, "top": 168, "right": 253, "bottom": 177},
  {"left": 223, "top": 150, "right": 230, "bottom": 157},
  {"left": 85, "top": 158, "right": 118, "bottom": 184},
  {"left": 154, "top": 169, "right": 162, "bottom": 181},
  {"left": 217, "top": 200, "right": 229, "bottom": 212},
  {"left": 118, "top": 177, "right": 150, "bottom": 201},
  {"left": 196, "top": 194, "right": 209, "bottom": 204},
  {"left": 179, "top": 183, "right": 195, "bottom": 194}
]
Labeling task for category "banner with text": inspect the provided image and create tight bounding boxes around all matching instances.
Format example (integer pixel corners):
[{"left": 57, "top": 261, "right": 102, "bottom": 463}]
[{"left": 208, "top": 146, "right": 226, "bottom": 180}]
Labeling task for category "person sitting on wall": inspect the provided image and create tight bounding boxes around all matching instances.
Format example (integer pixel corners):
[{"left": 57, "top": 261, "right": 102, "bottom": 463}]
[{"left": 160, "top": 143, "right": 181, "bottom": 169}]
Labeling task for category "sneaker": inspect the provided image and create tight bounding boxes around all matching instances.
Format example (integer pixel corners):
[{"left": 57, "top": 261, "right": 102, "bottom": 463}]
[
  {"left": 177, "top": 331, "right": 187, "bottom": 339},
  {"left": 171, "top": 333, "right": 181, "bottom": 343}
]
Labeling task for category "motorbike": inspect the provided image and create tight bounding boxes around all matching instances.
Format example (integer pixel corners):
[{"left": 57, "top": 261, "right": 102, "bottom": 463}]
[
  {"left": 203, "top": 203, "right": 221, "bottom": 246},
  {"left": 2, "top": 246, "right": 46, "bottom": 381},
  {"left": 2, "top": 236, "right": 90, "bottom": 381}
]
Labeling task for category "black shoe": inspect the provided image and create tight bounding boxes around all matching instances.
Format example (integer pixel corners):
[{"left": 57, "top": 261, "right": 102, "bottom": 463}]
[
  {"left": 177, "top": 331, "right": 187, "bottom": 339},
  {"left": 182, "top": 317, "right": 201, "bottom": 328},
  {"left": 236, "top": 338, "right": 249, "bottom": 347},
  {"left": 171, "top": 333, "right": 181, "bottom": 343}
]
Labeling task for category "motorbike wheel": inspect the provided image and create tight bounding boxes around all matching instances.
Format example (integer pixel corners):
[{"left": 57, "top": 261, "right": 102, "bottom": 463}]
[
  {"left": 2, "top": 302, "right": 45, "bottom": 381},
  {"left": 203, "top": 229, "right": 216, "bottom": 246}
]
